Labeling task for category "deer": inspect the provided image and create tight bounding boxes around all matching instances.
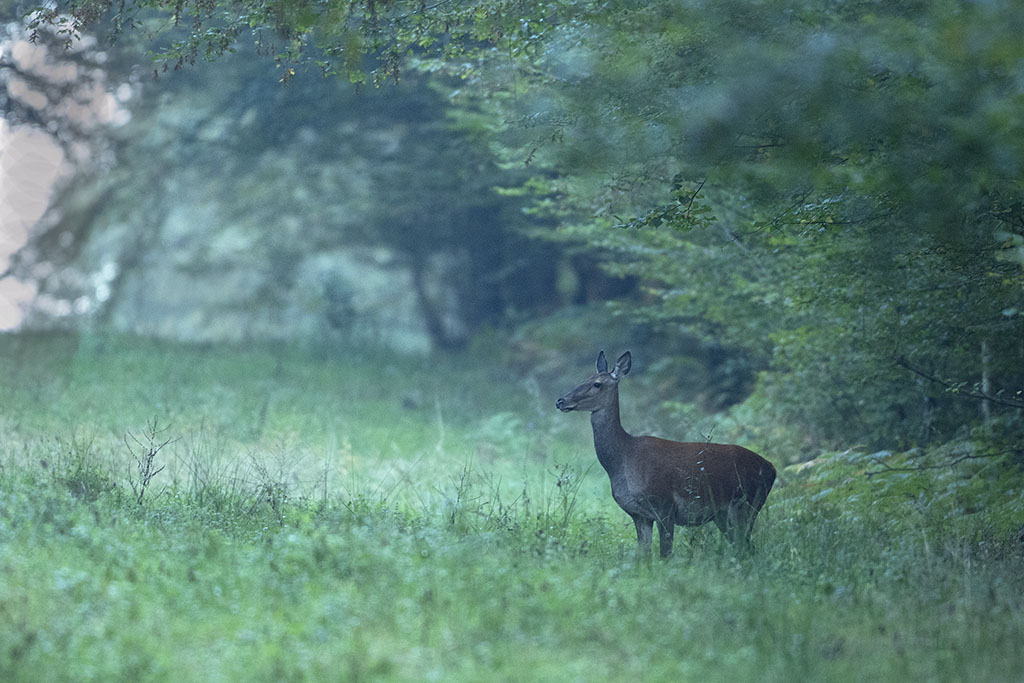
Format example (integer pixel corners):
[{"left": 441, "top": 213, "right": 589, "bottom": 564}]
[{"left": 555, "top": 351, "right": 776, "bottom": 558}]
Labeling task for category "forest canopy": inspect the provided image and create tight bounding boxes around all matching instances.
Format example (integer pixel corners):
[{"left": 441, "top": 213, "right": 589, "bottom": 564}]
[{"left": 17, "top": 0, "right": 1024, "bottom": 454}]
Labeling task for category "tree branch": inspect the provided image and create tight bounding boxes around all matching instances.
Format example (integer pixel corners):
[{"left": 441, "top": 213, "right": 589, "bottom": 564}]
[
  {"left": 865, "top": 451, "right": 1007, "bottom": 478},
  {"left": 895, "top": 357, "right": 1024, "bottom": 410}
]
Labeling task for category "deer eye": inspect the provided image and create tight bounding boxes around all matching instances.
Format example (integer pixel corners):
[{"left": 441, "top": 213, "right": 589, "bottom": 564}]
[{"left": 593, "top": 382, "right": 602, "bottom": 388}]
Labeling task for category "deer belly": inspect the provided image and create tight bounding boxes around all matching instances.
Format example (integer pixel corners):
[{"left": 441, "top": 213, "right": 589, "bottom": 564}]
[
  {"left": 671, "top": 493, "right": 715, "bottom": 527},
  {"left": 610, "top": 486, "right": 675, "bottom": 521},
  {"left": 611, "top": 486, "right": 655, "bottom": 517}
]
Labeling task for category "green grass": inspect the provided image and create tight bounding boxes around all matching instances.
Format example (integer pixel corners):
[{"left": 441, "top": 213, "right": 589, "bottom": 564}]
[{"left": 1, "top": 333, "right": 1023, "bottom": 681}]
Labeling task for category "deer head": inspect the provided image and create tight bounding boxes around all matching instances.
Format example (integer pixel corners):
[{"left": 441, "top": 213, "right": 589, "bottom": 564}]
[{"left": 555, "top": 350, "right": 631, "bottom": 413}]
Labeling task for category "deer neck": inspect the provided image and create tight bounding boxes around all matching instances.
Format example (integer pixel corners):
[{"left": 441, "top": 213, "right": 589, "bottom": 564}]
[{"left": 590, "top": 392, "right": 631, "bottom": 475}]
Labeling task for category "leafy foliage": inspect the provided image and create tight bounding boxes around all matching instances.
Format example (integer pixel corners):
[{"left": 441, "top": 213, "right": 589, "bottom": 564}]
[
  {"left": 24, "top": 0, "right": 1024, "bottom": 451},
  {"left": 458, "top": 0, "right": 1024, "bottom": 452},
  {"left": 28, "top": 0, "right": 557, "bottom": 83}
]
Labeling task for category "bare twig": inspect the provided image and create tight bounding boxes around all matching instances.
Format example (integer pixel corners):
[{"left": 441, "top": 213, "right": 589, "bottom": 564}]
[
  {"left": 683, "top": 178, "right": 706, "bottom": 212},
  {"left": 126, "top": 418, "right": 174, "bottom": 505},
  {"left": 865, "top": 451, "right": 1007, "bottom": 478},
  {"left": 896, "top": 357, "right": 1024, "bottom": 410}
]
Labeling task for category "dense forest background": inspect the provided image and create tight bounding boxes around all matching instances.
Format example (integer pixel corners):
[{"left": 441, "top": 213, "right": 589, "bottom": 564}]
[{"left": 3, "top": 0, "right": 1024, "bottom": 457}]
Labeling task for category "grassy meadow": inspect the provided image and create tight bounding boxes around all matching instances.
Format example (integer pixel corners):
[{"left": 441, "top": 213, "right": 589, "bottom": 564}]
[{"left": 1, "top": 333, "right": 1023, "bottom": 681}]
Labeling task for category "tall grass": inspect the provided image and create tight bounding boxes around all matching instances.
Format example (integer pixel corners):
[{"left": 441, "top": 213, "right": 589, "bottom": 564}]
[{"left": 1, "top": 332, "right": 1022, "bottom": 681}]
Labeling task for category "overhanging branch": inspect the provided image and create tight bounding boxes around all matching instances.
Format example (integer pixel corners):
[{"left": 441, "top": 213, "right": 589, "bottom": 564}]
[
  {"left": 865, "top": 451, "right": 1007, "bottom": 478},
  {"left": 895, "top": 357, "right": 1024, "bottom": 410}
]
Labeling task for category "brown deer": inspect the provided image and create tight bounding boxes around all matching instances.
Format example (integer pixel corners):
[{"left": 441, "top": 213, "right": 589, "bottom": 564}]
[{"left": 556, "top": 351, "right": 775, "bottom": 557}]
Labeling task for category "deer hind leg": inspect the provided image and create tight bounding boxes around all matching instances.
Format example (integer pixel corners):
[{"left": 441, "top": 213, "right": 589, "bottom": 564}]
[
  {"left": 655, "top": 519, "right": 674, "bottom": 558},
  {"left": 632, "top": 515, "right": 654, "bottom": 556},
  {"left": 712, "top": 503, "right": 756, "bottom": 551},
  {"left": 728, "top": 501, "right": 758, "bottom": 551},
  {"left": 713, "top": 510, "right": 731, "bottom": 540}
]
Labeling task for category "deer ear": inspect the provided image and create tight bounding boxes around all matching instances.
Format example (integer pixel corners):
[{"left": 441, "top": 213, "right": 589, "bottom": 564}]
[
  {"left": 611, "top": 351, "right": 631, "bottom": 379},
  {"left": 596, "top": 350, "right": 608, "bottom": 373}
]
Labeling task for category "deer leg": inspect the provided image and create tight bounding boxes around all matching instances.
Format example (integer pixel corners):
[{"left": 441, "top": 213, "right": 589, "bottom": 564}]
[
  {"left": 656, "top": 519, "right": 674, "bottom": 558},
  {"left": 732, "top": 502, "right": 757, "bottom": 552},
  {"left": 722, "top": 502, "right": 755, "bottom": 552},
  {"left": 713, "top": 510, "right": 730, "bottom": 540},
  {"left": 632, "top": 515, "right": 653, "bottom": 556}
]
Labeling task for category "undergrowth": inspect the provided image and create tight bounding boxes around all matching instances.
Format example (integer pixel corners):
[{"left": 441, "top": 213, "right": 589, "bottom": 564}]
[{"left": 1, "top": 332, "right": 1022, "bottom": 682}]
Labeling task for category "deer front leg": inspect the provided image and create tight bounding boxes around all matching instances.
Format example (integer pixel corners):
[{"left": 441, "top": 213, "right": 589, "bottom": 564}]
[
  {"left": 656, "top": 520, "right": 674, "bottom": 558},
  {"left": 632, "top": 514, "right": 653, "bottom": 556}
]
